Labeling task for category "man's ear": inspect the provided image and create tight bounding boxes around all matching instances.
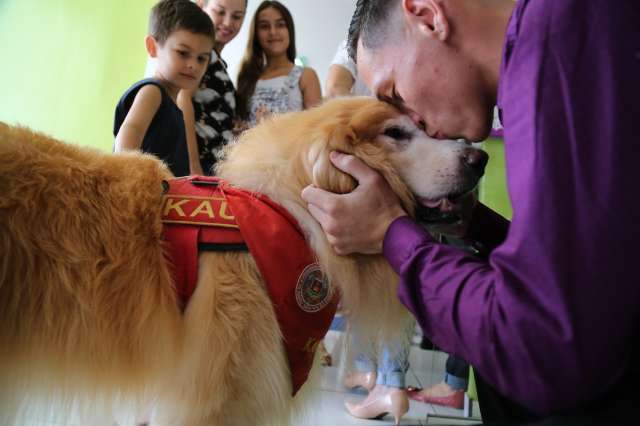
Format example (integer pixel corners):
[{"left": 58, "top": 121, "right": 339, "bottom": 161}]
[
  {"left": 402, "top": 0, "right": 449, "bottom": 41},
  {"left": 145, "top": 35, "right": 159, "bottom": 58}
]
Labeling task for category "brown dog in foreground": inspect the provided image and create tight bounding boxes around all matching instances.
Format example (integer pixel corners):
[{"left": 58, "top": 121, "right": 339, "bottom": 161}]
[{"left": 0, "top": 97, "right": 486, "bottom": 425}]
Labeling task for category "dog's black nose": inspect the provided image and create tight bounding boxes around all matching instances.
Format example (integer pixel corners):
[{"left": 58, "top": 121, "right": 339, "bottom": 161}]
[{"left": 463, "top": 148, "right": 489, "bottom": 176}]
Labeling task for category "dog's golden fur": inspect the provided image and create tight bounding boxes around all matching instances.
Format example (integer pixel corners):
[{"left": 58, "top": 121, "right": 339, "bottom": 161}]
[{"left": 0, "top": 97, "right": 482, "bottom": 425}]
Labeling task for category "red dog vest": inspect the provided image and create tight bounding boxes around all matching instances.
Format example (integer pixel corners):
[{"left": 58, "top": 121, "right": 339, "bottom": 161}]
[{"left": 161, "top": 176, "right": 338, "bottom": 395}]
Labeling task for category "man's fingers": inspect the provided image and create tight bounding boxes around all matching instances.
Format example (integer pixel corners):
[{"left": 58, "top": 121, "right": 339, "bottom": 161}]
[
  {"left": 329, "top": 151, "right": 379, "bottom": 184},
  {"left": 302, "top": 185, "right": 337, "bottom": 212},
  {"left": 306, "top": 202, "right": 331, "bottom": 228},
  {"left": 301, "top": 164, "right": 394, "bottom": 255},
  {"left": 303, "top": 187, "right": 351, "bottom": 238}
]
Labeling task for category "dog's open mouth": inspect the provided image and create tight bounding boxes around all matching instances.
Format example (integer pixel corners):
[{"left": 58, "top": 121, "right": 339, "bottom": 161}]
[{"left": 415, "top": 192, "right": 469, "bottom": 225}]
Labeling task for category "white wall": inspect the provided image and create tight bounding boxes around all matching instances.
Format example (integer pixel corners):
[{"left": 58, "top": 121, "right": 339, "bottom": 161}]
[{"left": 221, "top": 0, "right": 358, "bottom": 95}]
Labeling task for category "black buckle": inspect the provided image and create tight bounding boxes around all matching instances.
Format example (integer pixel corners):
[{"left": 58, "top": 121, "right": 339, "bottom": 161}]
[{"left": 191, "top": 179, "right": 220, "bottom": 187}]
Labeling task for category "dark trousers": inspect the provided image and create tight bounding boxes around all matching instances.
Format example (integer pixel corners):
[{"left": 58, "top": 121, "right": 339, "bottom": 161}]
[
  {"left": 474, "top": 371, "right": 640, "bottom": 425},
  {"left": 446, "top": 354, "right": 469, "bottom": 381}
]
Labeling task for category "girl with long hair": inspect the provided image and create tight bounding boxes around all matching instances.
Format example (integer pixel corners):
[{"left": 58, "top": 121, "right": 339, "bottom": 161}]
[{"left": 236, "top": 1, "right": 321, "bottom": 125}]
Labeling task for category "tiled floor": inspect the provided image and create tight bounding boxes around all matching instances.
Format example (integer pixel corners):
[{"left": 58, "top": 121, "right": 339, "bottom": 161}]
[
  {"left": 22, "top": 330, "right": 481, "bottom": 426},
  {"left": 312, "top": 330, "right": 482, "bottom": 426}
]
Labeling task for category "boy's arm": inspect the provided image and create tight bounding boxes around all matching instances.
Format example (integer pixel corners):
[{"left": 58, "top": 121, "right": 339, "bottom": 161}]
[
  {"left": 177, "top": 89, "right": 204, "bottom": 175},
  {"left": 114, "top": 85, "right": 162, "bottom": 152}
]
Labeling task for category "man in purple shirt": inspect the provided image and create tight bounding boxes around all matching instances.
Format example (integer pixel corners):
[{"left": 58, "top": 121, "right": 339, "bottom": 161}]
[{"left": 302, "top": 0, "right": 640, "bottom": 423}]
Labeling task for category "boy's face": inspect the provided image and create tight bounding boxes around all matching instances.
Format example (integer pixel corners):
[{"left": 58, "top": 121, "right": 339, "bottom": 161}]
[{"left": 148, "top": 30, "right": 214, "bottom": 92}]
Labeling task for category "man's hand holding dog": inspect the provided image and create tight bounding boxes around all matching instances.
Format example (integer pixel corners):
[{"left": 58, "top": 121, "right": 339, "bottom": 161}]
[{"left": 301, "top": 151, "right": 407, "bottom": 255}]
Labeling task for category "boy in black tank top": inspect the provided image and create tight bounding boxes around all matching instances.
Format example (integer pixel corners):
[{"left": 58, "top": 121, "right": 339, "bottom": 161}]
[{"left": 113, "top": 0, "right": 215, "bottom": 177}]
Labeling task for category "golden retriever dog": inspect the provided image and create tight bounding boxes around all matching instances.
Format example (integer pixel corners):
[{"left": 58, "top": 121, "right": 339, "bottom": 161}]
[{"left": 0, "top": 97, "right": 487, "bottom": 426}]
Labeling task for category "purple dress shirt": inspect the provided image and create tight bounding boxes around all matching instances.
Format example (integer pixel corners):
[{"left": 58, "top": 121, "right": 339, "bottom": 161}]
[{"left": 384, "top": 0, "right": 640, "bottom": 416}]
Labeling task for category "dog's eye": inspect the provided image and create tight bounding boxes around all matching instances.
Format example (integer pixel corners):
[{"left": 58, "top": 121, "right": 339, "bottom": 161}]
[{"left": 383, "top": 126, "right": 411, "bottom": 141}]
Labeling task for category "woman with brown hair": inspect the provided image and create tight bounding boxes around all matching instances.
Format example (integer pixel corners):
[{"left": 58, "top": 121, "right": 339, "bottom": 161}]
[
  {"left": 236, "top": 0, "right": 321, "bottom": 126},
  {"left": 177, "top": 0, "right": 249, "bottom": 176}
]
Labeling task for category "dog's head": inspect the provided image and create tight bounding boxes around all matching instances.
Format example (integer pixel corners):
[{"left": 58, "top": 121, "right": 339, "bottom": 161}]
[
  {"left": 218, "top": 97, "right": 488, "bottom": 346},
  {"left": 219, "top": 96, "right": 487, "bottom": 224},
  {"left": 302, "top": 97, "right": 488, "bottom": 222}
]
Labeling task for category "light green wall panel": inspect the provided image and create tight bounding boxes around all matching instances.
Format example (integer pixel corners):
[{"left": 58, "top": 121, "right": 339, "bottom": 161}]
[
  {"left": 479, "top": 138, "right": 512, "bottom": 220},
  {"left": 0, "top": 0, "right": 156, "bottom": 151}
]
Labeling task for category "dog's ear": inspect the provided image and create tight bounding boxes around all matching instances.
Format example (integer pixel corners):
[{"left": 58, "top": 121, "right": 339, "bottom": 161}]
[
  {"left": 348, "top": 110, "right": 418, "bottom": 217},
  {"left": 309, "top": 123, "right": 358, "bottom": 194}
]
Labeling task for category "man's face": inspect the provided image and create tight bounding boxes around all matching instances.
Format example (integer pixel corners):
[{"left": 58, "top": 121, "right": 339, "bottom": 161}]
[{"left": 357, "top": 34, "right": 494, "bottom": 142}]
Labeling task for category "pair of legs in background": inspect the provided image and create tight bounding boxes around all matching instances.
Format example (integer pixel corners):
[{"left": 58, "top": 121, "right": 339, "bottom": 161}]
[
  {"left": 407, "top": 354, "right": 469, "bottom": 409},
  {"left": 343, "top": 325, "right": 413, "bottom": 424}
]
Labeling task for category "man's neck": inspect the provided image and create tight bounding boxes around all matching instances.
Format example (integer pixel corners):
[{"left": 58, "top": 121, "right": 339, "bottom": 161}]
[{"left": 460, "top": 0, "right": 515, "bottom": 99}]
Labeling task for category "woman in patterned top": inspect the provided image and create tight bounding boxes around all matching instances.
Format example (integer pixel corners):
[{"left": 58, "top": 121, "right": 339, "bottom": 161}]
[
  {"left": 236, "top": 1, "right": 321, "bottom": 127},
  {"left": 178, "top": 0, "right": 248, "bottom": 175}
]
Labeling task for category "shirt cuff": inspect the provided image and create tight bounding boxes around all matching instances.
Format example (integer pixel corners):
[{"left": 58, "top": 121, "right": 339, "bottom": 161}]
[{"left": 382, "top": 216, "right": 437, "bottom": 273}]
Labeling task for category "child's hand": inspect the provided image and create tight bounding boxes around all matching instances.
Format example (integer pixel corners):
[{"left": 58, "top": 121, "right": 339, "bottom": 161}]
[
  {"left": 180, "top": 87, "right": 198, "bottom": 98},
  {"left": 233, "top": 120, "right": 250, "bottom": 135},
  {"left": 255, "top": 105, "right": 272, "bottom": 123}
]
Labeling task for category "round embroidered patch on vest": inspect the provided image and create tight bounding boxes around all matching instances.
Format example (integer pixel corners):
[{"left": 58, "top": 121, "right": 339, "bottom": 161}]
[{"left": 295, "top": 263, "right": 332, "bottom": 313}]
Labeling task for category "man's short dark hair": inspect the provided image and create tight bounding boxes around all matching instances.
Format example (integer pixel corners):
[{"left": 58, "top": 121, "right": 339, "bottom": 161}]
[
  {"left": 150, "top": 0, "right": 215, "bottom": 45},
  {"left": 347, "top": 0, "right": 398, "bottom": 63}
]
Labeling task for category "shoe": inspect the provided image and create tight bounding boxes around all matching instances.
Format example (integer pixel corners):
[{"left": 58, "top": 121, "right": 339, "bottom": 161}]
[
  {"left": 343, "top": 370, "right": 377, "bottom": 391},
  {"left": 406, "top": 385, "right": 465, "bottom": 409},
  {"left": 345, "top": 385, "right": 409, "bottom": 426},
  {"left": 318, "top": 340, "right": 332, "bottom": 366}
]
